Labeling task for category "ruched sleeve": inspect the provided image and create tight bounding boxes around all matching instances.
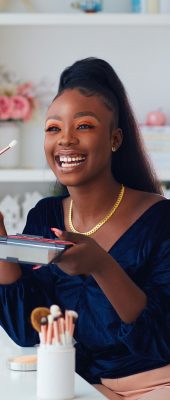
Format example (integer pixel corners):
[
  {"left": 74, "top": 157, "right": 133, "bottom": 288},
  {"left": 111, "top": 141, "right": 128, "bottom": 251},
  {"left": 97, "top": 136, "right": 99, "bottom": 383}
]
[
  {"left": 0, "top": 267, "right": 57, "bottom": 346},
  {"left": 0, "top": 199, "right": 59, "bottom": 346},
  {"left": 118, "top": 222, "right": 170, "bottom": 363}
]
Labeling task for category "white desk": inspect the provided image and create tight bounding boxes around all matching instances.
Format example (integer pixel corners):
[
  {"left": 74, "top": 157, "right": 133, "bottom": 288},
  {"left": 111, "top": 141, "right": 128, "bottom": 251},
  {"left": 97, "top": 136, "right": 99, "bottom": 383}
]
[{"left": 0, "top": 327, "right": 107, "bottom": 400}]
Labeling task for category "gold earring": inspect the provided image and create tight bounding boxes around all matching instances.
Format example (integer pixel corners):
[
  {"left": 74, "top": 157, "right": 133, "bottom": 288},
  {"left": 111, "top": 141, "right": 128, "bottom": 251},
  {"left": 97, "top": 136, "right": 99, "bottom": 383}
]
[{"left": 112, "top": 146, "right": 116, "bottom": 152}]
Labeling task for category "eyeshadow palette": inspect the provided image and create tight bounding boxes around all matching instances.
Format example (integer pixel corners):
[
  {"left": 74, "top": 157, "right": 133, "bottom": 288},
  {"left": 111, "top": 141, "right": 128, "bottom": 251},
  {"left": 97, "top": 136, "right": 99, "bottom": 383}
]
[{"left": 0, "top": 234, "right": 73, "bottom": 266}]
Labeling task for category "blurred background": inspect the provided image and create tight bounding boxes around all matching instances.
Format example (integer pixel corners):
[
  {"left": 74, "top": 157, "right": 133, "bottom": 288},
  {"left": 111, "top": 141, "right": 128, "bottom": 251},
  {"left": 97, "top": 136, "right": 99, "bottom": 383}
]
[{"left": 0, "top": 0, "right": 170, "bottom": 233}]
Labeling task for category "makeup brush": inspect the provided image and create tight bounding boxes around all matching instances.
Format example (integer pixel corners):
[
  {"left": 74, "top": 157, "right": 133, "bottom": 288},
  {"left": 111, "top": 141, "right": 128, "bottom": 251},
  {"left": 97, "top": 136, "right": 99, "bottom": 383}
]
[
  {"left": 50, "top": 304, "right": 61, "bottom": 315},
  {"left": 65, "top": 310, "right": 72, "bottom": 345},
  {"left": 46, "top": 314, "right": 53, "bottom": 345},
  {"left": 50, "top": 305, "right": 61, "bottom": 345},
  {"left": 67, "top": 310, "right": 78, "bottom": 337},
  {"left": 0, "top": 140, "right": 17, "bottom": 156},
  {"left": 40, "top": 316, "right": 48, "bottom": 345}
]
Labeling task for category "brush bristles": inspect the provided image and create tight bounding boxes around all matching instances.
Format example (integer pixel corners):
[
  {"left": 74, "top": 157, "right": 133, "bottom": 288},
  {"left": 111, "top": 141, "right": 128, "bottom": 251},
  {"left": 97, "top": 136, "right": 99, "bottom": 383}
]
[
  {"left": 50, "top": 304, "right": 61, "bottom": 316},
  {"left": 9, "top": 140, "right": 17, "bottom": 148},
  {"left": 47, "top": 314, "right": 53, "bottom": 324},
  {"left": 40, "top": 316, "right": 48, "bottom": 325},
  {"left": 67, "top": 310, "right": 78, "bottom": 319}
]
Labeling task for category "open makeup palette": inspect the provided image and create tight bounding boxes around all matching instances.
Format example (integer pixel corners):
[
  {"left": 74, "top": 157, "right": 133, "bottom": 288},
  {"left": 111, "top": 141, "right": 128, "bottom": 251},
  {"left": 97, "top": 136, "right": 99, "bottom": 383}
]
[{"left": 0, "top": 234, "right": 73, "bottom": 266}]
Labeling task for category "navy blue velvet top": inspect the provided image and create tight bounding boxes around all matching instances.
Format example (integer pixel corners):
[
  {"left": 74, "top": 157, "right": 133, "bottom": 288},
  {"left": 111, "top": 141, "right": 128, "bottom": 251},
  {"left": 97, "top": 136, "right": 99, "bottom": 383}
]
[{"left": 0, "top": 196, "right": 170, "bottom": 384}]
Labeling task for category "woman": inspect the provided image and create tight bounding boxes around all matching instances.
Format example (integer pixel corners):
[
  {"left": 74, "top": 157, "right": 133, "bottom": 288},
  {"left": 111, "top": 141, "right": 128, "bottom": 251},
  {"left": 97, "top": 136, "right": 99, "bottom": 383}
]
[{"left": 0, "top": 58, "right": 170, "bottom": 400}]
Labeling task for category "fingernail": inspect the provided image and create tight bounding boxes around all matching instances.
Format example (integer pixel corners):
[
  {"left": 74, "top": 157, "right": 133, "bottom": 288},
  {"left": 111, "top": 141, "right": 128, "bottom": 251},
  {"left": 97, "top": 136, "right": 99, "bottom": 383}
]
[
  {"left": 51, "top": 227, "right": 63, "bottom": 236},
  {"left": 32, "top": 264, "right": 43, "bottom": 270}
]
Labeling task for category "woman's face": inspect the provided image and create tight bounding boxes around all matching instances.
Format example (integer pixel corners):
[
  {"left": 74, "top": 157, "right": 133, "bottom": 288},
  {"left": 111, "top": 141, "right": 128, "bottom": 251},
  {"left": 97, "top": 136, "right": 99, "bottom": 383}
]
[{"left": 44, "top": 89, "right": 120, "bottom": 188}]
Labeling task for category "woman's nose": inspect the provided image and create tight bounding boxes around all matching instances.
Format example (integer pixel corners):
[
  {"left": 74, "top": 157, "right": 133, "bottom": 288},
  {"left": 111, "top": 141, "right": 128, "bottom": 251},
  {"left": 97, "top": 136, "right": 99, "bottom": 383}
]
[{"left": 57, "top": 129, "right": 79, "bottom": 146}]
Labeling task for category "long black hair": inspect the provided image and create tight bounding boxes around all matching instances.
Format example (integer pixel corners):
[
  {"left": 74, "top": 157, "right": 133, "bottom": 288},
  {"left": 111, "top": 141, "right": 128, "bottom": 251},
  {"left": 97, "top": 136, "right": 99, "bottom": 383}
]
[{"left": 54, "top": 57, "right": 162, "bottom": 194}]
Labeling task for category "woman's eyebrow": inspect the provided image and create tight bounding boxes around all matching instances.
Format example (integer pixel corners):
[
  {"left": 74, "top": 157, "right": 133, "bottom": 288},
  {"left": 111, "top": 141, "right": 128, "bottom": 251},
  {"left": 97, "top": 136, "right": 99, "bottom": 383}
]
[
  {"left": 46, "top": 112, "right": 100, "bottom": 122},
  {"left": 74, "top": 111, "right": 100, "bottom": 121},
  {"left": 46, "top": 115, "right": 62, "bottom": 122}
]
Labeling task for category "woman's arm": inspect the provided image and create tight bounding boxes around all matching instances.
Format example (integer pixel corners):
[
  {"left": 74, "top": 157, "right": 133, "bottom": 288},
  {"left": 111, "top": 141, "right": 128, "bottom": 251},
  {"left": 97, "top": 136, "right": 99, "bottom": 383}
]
[
  {"left": 52, "top": 227, "right": 170, "bottom": 362},
  {"left": 92, "top": 255, "right": 147, "bottom": 324},
  {"left": 51, "top": 228, "right": 147, "bottom": 323}
]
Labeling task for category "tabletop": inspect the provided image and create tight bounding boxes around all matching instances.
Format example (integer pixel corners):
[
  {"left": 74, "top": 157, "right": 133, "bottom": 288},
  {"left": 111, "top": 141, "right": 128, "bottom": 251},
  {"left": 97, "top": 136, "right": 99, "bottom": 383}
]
[{"left": 0, "top": 327, "right": 107, "bottom": 400}]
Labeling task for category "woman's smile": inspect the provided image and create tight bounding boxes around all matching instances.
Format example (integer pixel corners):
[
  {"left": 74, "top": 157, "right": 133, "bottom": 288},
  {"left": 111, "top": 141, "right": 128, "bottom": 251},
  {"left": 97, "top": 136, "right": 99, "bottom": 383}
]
[{"left": 55, "top": 152, "right": 87, "bottom": 173}]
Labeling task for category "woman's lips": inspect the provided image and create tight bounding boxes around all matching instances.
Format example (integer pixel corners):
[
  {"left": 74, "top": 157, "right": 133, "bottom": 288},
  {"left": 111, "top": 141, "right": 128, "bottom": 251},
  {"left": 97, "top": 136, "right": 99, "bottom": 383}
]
[{"left": 54, "top": 154, "right": 86, "bottom": 172}]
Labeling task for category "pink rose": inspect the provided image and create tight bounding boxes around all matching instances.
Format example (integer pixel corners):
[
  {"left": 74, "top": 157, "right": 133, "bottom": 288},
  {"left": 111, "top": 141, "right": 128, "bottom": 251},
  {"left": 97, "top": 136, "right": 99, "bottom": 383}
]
[
  {"left": 10, "top": 95, "right": 31, "bottom": 120},
  {"left": 0, "top": 95, "right": 12, "bottom": 120}
]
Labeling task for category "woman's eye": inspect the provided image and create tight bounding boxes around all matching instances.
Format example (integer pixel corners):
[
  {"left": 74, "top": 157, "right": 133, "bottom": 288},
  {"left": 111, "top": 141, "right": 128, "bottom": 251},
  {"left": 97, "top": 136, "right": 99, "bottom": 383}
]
[
  {"left": 77, "top": 124, "right": 94, "bottom": 130},
  {"left": 46, "top": 126, "right": 61, "bottom": 132}
]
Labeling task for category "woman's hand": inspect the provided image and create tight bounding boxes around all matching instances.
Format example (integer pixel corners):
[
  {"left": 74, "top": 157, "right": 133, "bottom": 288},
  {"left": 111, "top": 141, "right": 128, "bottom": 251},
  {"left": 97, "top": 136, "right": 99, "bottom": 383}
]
[
  {"left": 51, "top": 228, "right": 110, "bottom": 276},
  {"left": 51, "top": 228, "right": 147, "bottom": 323},
  {"left": 0, "top": 212, "right": 7, "bottom": 236}
]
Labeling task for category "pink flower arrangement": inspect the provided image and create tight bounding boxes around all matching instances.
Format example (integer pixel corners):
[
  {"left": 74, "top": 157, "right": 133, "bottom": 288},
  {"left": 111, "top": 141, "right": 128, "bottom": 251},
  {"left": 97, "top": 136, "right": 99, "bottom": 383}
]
[{"left": 0, "top": 66, "right": 51, "bottom": 123}]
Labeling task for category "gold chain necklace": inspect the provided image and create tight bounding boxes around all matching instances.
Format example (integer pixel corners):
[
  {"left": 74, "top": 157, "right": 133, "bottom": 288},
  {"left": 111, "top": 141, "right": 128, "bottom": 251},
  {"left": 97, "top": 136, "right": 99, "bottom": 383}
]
[{"left": 68, "top": 184, "right": 125, "bottom": 236}]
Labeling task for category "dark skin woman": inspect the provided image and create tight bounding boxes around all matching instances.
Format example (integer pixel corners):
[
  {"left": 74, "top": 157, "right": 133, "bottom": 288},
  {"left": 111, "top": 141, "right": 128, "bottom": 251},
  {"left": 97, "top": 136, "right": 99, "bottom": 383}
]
[{"left": 0, "top": 58, "right": 170, "bottom": 400}]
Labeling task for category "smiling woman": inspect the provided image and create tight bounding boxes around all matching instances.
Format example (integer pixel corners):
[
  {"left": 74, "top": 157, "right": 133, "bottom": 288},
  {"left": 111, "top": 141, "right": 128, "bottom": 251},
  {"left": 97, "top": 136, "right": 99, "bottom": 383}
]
[
  {"left": 0, "top": 57, "right": 170, "bottom": 400},
  {"left": 44, "top": 89, "right": 121, "bottom": 187}
]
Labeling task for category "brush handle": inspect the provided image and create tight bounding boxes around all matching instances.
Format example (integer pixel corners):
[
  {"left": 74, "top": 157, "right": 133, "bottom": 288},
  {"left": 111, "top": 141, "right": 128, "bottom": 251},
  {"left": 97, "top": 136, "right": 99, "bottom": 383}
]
[{"left": 0, "top": 145, "right": 10, "bottom": 156}]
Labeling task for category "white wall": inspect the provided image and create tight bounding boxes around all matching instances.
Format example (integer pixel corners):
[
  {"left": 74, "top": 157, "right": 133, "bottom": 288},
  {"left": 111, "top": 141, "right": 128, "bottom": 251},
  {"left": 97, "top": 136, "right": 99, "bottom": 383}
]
[
  {"left": 0, "top": 1, "right": 170, "bottom": 168},
  {"left": 1, "top": 24, "right": 170, "bottom": 124}
]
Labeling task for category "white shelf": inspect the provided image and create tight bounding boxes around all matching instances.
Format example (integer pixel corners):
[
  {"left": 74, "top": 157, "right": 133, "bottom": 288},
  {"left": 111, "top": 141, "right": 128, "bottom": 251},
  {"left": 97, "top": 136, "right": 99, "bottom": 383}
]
[
  {"left": 0, "top": 169, "right": 55, "bottom": 182},
  {"left": 0, "top": 13, "right": 170, "bottom": 26}
]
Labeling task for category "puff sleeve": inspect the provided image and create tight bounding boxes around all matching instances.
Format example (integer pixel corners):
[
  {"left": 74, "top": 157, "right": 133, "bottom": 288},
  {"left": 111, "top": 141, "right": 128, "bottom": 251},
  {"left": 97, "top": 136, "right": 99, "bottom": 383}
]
[
  {"left": 0, "top": 200, "right": 58, "bottom": 346},
  {"left": 118, "top": 220, "right": 170, "bottom": 363}
]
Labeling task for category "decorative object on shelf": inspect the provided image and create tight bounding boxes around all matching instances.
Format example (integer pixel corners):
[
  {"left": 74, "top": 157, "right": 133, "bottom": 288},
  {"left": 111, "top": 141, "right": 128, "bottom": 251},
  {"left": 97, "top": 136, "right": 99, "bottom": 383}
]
[
  {"left": 0, "top": 191, "right": 43, "bottom": 234},
  {"left": 0, "top": 66, "right": 40, "bottom": 123},
  {"left": 21, "top": 191, "right": 43, "bottom": 223},
  {"left": 0, "top": 195, "right": 20, "bottom": 234},
  {"left": 0, "top": 65, "right": 52, "bottom": 168},
  {"left": 131, "top": 0, "right": 147, "bottom": 13},
  {"left": 0, "top": 0, "right": 34, "bottom": 12},
  {"left": 0, "top": 0, "right": 9, "bottom": 11},
  {"left": 147, "top": 0, "right": 159, "bottom": 13},
  {"left": 71, "top": 1, "right": 103, "bottom": 13},
  {"left": 131, "top": 0, "right": 160, "bottom": 13},
  {"left": 0, "top": 122, "right": 20, "bottom": 168},
  {"left": 20, "top": 0, "right": 34, "bottom": 11},
  {"left": 145, "top": 110, "right": 167, "bottom": 126}
]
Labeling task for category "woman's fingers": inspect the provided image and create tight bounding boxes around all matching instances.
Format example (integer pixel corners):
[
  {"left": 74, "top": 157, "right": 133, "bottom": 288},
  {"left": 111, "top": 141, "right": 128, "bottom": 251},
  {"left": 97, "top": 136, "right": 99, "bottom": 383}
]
[{"left": 51, "top": 227, "right": 88, "bottom": 244}]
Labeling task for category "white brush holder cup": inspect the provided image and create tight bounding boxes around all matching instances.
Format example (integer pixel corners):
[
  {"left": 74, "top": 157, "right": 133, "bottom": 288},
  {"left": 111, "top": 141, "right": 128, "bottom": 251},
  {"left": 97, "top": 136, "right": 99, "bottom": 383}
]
[{"left": 37, "top": 345, "right": 75, "bottom": 400}]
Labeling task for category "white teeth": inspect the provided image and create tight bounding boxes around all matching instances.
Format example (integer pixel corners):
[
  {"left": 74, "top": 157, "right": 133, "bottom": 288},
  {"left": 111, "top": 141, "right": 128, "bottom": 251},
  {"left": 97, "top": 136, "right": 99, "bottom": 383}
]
[
  {"left": 59, "top": 155, "right": 85, "bottom": 163},
  {"left": 61, "top": 162, "right": 82, "bottom": 168}
]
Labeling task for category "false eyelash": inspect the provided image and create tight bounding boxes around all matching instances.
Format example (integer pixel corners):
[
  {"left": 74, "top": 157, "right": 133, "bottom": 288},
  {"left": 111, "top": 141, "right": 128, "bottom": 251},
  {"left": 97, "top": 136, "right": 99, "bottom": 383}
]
[
  {"left": 77, "top": 124, "right": 95, "bottom": 129},
  {"left": 45, "top": 126, "right": 61, "bottom": 132}
]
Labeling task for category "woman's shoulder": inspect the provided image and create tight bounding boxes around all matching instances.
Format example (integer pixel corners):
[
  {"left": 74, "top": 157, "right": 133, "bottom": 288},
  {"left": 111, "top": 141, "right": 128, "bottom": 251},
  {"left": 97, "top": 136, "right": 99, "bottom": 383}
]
[
  {"left": 125, "top": 187, "right": 169, "bottom": 212},
  {"left": 123, "top": 187, "right": 170, "bottom": 229}
]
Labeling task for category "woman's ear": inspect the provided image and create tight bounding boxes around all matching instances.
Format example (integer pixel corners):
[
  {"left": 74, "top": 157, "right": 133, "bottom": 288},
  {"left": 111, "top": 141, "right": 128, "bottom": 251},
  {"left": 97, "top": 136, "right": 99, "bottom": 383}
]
[{"left": 111, "top": 128, "right": 123, "bottom": 152}]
